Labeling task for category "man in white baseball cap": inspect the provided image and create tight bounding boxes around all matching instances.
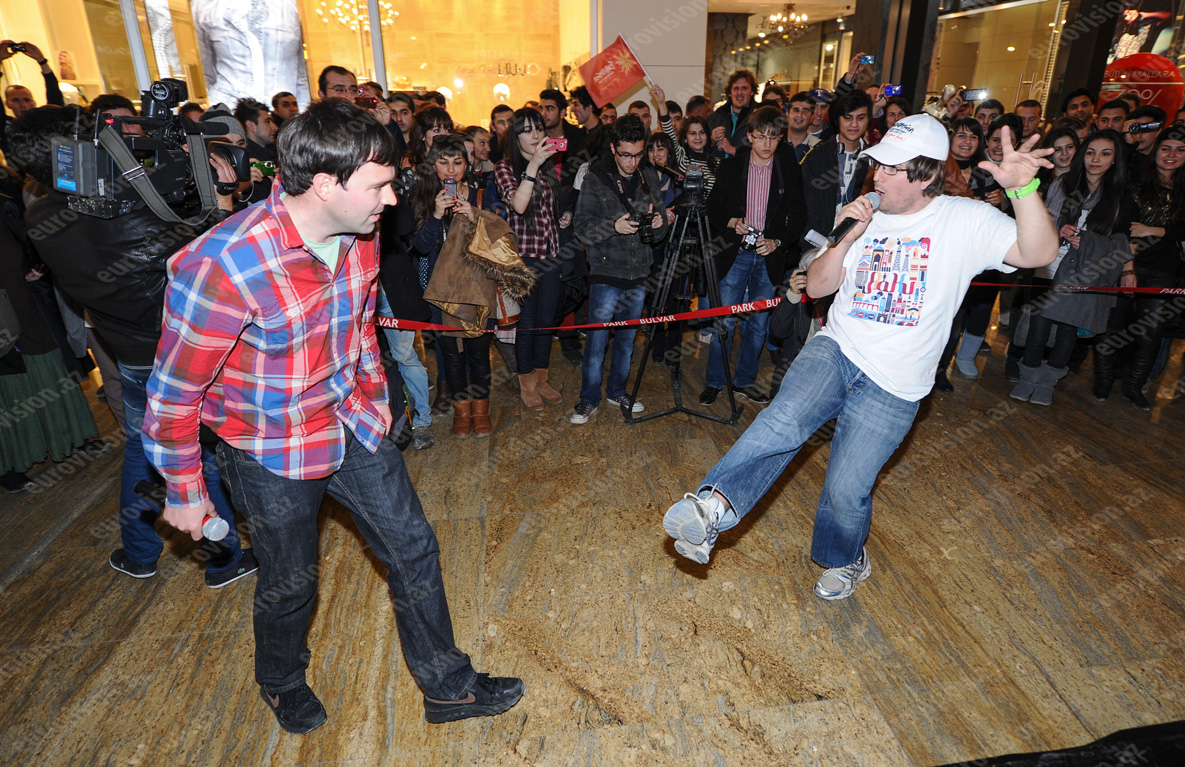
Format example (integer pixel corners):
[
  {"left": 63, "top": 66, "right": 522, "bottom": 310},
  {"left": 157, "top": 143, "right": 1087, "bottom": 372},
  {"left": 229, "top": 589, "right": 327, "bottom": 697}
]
[{"left": 663, "top": 116, "right": 1058, "bottom": 601}]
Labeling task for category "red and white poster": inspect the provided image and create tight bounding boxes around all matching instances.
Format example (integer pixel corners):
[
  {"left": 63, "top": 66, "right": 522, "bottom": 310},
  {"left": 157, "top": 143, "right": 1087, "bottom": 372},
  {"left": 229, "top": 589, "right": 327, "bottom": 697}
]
[
  {"left": 578, "top": 36, "right": 646, "bottom": 108},
  {"left": 1100, "top": 53, "right": 1184, "bottom": 114}
]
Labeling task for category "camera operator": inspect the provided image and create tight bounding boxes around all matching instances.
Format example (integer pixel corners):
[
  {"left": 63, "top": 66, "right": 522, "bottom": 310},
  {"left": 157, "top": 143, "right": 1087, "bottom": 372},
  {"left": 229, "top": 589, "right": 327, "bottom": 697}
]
[
  {"left": 700, "top": 105, "right": 806, "bottom": 407},
  {"left": 570, "top": 114, "right": 667, "bottom": 425},
  {"left": 9, "top": 105, "right": 258, "bottom": 588},
  {"left": 0, "top": 41, "right": 64, "bottom": 156}
]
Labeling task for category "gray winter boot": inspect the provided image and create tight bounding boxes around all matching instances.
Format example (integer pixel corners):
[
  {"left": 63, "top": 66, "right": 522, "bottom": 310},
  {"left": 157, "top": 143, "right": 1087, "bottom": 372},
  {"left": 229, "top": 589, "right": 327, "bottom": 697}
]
[
  {"left": 1010, "top": 363, "right": 1041, "bottom": 402},
  {"left": 1029, "top": 364, "right": 1069, "bottom": 406},
  {"left": 955, "top": 333, "right": 984, "bottom": 378}
]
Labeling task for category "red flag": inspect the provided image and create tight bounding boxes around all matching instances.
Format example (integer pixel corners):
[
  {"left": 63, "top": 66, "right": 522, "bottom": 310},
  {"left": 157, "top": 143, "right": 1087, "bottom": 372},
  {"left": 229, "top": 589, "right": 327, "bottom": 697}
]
[{"left": 579, "top": 36, "right": 646, "bottom": 108}]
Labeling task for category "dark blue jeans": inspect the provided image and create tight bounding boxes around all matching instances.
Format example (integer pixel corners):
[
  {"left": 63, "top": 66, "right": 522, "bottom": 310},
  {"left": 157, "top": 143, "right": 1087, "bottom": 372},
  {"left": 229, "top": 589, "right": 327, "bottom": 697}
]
[
  {"left": 218, "top": 432, "right": 476, "bottom": 698},
  {"left": 706, "top": 249, "right": 776, "bottom": 389},
  {"left": 121, "top": 363, "right": 242, "bottom": 573},
  {"left": 516, "top": 258, "right": 562, "bottom": 374},
  {"left": 579, "top": 283, "right": 646, "bottom": 406}
]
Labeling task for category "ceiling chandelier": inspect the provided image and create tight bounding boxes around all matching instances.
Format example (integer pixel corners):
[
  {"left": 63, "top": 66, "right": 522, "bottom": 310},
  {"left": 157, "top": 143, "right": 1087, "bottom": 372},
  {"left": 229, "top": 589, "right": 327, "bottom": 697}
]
[
  {"left": 314, "top": 0, "right": 398, "bottom": 31},
  {"left": 758, "top": 2, "right": 809, "bottom": 39}
]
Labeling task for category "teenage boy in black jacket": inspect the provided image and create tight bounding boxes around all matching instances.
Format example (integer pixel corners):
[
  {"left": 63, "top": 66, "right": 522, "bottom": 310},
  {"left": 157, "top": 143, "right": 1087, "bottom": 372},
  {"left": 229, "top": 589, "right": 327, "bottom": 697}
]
[
  {"left": 571, "top": 115, "right": 668, "bottom": 424},
  {"left": 701, "top": 106, "right": 807, "bottom": 406},
  {"left": 799, "top": 89, "right": 872, "bottom": 254}
]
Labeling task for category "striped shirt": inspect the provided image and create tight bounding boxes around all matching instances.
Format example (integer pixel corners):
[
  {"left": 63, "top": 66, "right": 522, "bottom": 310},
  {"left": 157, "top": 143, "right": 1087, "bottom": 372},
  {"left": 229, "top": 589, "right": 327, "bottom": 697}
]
[
  {"left": 143, "top": 185, "right": 388, "bottom": 509},
  {"left": 746, "top": 159, "right": 773, "bottom": 232}
]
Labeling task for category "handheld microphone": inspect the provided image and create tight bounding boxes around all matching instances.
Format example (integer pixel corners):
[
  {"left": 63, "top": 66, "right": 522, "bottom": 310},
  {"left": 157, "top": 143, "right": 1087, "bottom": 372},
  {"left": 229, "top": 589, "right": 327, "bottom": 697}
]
[
  {"left": 826, "top": 192, "right": 881, "bottom": 245},
  {"left": 134, "top": 480, "right": 229, "bottom": 541},
  {"left": 652, "top": 164, "right": 686, "bottom": 182}
]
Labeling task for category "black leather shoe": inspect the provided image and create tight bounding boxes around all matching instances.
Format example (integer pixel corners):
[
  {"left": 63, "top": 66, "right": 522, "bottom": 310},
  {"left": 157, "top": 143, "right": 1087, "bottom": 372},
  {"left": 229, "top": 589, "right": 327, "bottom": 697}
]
[
  {"left": 260, "top": 683, "right": 328, "bottom": 734},
  {"left": 424, "top": 673, "right": 525, "bottom": 724},
  {"left": 1122, "top": 384, "right": 1151, "bottom": 411},
  {"left": 734, "top": 386, "right": 771, "bottom": 404},
  {"left": 698, "top": 386, "right": 721, "bottom": 406},
  {"left": 934, "top": 370, "right": 954, "bottom": 393}
]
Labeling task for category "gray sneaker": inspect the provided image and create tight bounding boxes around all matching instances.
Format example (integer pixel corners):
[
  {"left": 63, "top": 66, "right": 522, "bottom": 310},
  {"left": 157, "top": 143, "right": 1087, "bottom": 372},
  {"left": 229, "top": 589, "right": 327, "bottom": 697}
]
[
  {"left": 570, "top": 402, "right": 598, "bottom": 424},
  {"left": 813, "top": 548, "right": 871, "bottom": 601},
  {"left": 663, "top": 493, "right": 722, "bottom": 565},
  {"left": 411, "top": 425, "right": 435, "bottom": 450}
]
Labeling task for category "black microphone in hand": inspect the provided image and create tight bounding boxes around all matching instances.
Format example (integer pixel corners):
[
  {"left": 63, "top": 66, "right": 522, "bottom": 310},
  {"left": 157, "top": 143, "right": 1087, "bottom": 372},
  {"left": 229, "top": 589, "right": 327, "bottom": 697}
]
[{"left": 826, "top": 192, "right": 881, "bottom": 245}]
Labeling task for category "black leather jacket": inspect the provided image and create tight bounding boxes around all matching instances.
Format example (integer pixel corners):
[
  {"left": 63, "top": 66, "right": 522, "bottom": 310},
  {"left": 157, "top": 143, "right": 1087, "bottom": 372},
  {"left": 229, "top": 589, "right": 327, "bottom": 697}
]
[{"left": 25, "top": 192, "right": 230, "bottom": 366}]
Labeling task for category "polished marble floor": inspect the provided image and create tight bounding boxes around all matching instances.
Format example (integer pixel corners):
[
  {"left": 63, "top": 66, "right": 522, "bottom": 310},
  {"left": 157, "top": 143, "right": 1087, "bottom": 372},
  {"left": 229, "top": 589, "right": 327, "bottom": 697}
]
[{"left": 2, "top": 329, "right": 1185, "bottom": 766}]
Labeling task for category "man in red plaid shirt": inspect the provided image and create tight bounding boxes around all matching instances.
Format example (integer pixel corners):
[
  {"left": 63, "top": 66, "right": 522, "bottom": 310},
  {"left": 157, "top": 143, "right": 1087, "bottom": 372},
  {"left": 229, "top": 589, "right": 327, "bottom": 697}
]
[{"left": 143, "top": 99, "right": 523, "bottom": 733}]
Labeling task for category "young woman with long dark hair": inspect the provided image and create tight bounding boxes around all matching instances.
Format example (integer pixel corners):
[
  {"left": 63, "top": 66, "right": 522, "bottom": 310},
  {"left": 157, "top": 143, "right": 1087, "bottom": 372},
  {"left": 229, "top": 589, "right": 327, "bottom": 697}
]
[
  {"left": 1107, "top": 127, "right": 1185, "bottom": 409},
  {"left": 1036, "top": 126, "right": 1080, "bottom": 189},
  {"left": 493, "top": 107, "right": 564, "bottom": 411},
  {"left": 402, "top": 106, "right": 454, "bottom": 170},
  {"left": 650, "top": 82, "right": 718, "bottom": 192},
  {"left": 1012, "top": 129, "right": 1130, "bottom": 406},
  {"left": 409, "top": 135, "right": 495, "bottom": 437}
]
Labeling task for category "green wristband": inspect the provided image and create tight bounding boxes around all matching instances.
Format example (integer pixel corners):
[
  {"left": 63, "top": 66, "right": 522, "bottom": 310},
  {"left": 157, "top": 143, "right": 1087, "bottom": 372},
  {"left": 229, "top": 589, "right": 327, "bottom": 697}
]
[{"left": 1005, "top": 178, "right": 1040, "bottom": 199}]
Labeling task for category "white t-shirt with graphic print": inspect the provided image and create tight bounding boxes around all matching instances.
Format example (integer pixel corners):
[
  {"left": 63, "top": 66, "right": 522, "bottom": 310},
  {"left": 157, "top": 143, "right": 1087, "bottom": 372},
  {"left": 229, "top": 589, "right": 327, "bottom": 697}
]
[{"left": 819, "top": 195, "right": 1018, "bottom": 401}]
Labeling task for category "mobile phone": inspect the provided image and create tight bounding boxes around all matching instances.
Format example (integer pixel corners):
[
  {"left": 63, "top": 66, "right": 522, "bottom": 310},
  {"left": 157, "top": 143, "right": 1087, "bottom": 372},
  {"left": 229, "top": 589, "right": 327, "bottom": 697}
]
[
  {"left": 884, "top": 85, "right": 902, "bottom": 96},
  {"left": 860, "top": 55, "right": 875, "bottom": 65},
  {"left": 544, "top": 137, "right": 568, "bottom": 151},
  {"left": 10, "top": 43, "right": 27, "bottom": 53},
  {"left": 354, "top": 96, "right": 379, "bottom": 109},
  {"left": 1129, "top": 120, "right": 1163, "bottom": 134},
  {"left": 443, "top": 178, "right": 458, "bottom": 199},
  {"left": 960, "top": 88, "right": 988, "bottom": 102}
]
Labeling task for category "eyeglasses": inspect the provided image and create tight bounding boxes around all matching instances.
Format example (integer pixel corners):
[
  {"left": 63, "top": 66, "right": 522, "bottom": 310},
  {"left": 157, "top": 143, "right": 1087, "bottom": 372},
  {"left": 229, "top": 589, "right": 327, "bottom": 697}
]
[
  {"left": 871, "top": 160, "right": 908, "bottom": 176},
  {"left": 750, "top": 133, "right": 781, "bottom": 144},
  {"left": 327, "top": 84, "right": 360, "bottom": 94},
  {"left": 615, "top": 150, "right": 645, "bottom": 160}
]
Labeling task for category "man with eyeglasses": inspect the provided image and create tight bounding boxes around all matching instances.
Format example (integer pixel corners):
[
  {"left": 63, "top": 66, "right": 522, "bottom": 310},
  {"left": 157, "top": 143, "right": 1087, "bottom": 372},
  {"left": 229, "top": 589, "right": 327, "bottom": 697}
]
[
  {"left": 698, "top": 105, "right": 807, "bottom": 407},
  {"left": 316, "top": 65, "right": 390, "bottom": 127},
  {"left": 664, "top": 114, "right": 1057, "bottom": 601},
  {"left": 570, "top": 114, "right": 668, "bottom": 424}
]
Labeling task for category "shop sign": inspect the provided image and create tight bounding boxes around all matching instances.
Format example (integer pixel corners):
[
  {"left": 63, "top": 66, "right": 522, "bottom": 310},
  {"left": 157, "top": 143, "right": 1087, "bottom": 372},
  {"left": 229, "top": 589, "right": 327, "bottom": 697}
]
[{"left": 1101, "top": 53, "right": 1184, "bottom": 113}]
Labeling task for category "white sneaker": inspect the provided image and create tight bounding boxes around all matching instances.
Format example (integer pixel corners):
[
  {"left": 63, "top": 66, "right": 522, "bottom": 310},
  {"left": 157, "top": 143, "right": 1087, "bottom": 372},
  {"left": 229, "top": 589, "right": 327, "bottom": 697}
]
[
  {"left": 570, "top": 402, "right": 597, "bottom": 424},
  {"left": 813, "top": 548, "right": 871, "bottom": 601},
  {"left": 606, "top": 394, "right": 644, "bottom": 413},
  {"left": 663, "top": 493, "right": 723, "bottom": 565}
]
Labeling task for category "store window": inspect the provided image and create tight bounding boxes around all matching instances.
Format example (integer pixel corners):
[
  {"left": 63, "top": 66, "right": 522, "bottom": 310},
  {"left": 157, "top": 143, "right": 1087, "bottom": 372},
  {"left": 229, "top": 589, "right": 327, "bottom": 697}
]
[{"left": 929, "top": 0, "right": 1065, "bottom": 110}]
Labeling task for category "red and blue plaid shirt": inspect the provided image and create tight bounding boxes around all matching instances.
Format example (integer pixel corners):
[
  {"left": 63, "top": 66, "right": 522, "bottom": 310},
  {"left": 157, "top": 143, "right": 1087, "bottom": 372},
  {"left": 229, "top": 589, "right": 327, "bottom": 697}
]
[{"left": 144, "top": 185, "right": 388, "bottom": 509}]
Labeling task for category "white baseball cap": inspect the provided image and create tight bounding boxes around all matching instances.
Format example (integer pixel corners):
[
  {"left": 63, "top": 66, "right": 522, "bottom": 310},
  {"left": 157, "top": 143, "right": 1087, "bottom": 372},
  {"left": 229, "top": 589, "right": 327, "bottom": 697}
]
[{"left": 861, "top": 114, "right": 949, "bottom": 166}]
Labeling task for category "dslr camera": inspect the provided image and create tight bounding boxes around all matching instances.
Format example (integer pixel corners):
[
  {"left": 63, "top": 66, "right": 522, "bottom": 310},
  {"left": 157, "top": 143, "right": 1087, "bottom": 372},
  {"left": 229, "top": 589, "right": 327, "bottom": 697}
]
[
  {"left": 742, "top": 224, "right": 763, "bottom": 250},
  {"left": 634, "top": 209, "right": 655, "bottom": 245},
  {"left": 51, "top": 78, "right": 249, "bottom": 219}
]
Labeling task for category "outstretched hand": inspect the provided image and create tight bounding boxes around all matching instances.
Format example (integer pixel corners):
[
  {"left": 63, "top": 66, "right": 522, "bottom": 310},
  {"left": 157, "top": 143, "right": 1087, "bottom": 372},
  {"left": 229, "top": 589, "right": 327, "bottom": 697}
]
[{"left": 978, "top": 127, "right": 1053, "bottom": 191}]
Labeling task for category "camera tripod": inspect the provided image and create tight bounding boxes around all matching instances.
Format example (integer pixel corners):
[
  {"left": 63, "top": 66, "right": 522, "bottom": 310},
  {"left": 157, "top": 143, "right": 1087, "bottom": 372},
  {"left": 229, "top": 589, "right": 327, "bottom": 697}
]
[{"left": 624, "top": 196, "right": 742, "bottom": 426}]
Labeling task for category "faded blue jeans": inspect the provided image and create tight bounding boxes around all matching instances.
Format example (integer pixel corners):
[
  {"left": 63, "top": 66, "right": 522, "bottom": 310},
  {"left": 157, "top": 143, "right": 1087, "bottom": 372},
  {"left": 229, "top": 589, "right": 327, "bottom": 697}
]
[
  {"left": 376, "top": 289, "right": 431, "bottom": 428},
  {"left": 700, "top": 336, "right": 919, "bottom": 568}
]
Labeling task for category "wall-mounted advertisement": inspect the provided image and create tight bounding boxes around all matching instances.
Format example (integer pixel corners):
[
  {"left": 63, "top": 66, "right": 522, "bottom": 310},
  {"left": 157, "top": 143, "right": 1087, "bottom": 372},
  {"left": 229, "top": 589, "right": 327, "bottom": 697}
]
[{"left": 191, "top": 0, "right": 311, "bottom": 108}]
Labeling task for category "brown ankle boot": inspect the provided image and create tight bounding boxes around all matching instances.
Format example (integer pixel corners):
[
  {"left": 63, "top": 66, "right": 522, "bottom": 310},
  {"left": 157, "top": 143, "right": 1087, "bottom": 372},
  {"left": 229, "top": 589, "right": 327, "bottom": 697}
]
[
  {"left": 451, "top": 399, "right": 473, "bottom": 438},
  {"left": 536, "top": 368, "right": 562, "bottom": 405},
  {"left": 518, "top": 373, "right": 543, "bottom": 411},
  {"left": 471, "top": 399, "right": 492, "bottom": 436}
]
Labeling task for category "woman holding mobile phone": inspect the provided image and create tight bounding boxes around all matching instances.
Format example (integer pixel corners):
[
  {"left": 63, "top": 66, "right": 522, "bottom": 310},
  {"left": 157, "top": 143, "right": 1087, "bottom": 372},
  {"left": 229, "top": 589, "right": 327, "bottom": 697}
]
[
  {"left": 494, "top": 107, "right": 564, "bottom": 411},
  {"left": 408, "top": 135, "right": 496, "bottom": 437}
]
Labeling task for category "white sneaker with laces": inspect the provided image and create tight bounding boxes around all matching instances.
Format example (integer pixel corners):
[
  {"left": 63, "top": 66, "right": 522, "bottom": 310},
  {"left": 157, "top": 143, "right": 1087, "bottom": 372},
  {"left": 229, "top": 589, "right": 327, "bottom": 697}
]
[
  {"left": 813, "top": 548, "right": 872, "bottom": 601},
  {"left": 663, "top": 492, "right": 724, "bottom": 564}
]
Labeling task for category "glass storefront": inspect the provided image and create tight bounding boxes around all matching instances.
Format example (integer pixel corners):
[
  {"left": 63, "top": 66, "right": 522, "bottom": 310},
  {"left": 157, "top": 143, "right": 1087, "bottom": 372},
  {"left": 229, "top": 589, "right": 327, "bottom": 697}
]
[
  {"left": 1, "top": 0, "right": 589, "bottom": 129},
  {"left": 929, "top": 0, "right": 1067, "bottom": 110}
]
